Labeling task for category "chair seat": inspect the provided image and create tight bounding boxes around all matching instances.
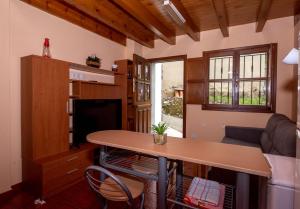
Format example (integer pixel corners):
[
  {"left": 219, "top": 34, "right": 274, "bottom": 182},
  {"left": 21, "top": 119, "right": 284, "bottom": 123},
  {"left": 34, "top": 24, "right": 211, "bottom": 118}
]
[{"left": 99, "top": 175, "right": 144, "bottom": 202}]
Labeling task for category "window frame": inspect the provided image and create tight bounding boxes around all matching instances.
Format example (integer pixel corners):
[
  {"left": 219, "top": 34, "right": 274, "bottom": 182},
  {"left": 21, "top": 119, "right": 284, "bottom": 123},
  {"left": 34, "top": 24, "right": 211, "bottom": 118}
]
[{"left": 202, "top": 43, "right": 277, "bottom": 113}]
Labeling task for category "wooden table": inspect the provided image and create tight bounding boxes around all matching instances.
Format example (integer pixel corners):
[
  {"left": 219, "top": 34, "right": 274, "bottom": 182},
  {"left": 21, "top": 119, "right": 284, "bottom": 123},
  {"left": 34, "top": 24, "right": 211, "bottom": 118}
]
[{"left": 87, "top": 130, "right": 271, "bottom": 209}]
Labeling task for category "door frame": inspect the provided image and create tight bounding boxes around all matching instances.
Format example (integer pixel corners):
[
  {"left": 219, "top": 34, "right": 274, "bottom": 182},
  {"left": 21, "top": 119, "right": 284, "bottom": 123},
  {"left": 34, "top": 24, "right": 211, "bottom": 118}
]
[{"left": 148, "top": 55, "right": 187, "bottom": 138}]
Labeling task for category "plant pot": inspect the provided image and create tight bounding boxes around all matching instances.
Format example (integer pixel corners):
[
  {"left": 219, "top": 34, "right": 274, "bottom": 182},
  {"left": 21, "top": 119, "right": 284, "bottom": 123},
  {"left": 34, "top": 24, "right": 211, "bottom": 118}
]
[
  {"left": 86, "top": 60, "right": 100, "bottom": 68},
  {"left": 153, "top": 133, "right": 167, "bottom": 145}
]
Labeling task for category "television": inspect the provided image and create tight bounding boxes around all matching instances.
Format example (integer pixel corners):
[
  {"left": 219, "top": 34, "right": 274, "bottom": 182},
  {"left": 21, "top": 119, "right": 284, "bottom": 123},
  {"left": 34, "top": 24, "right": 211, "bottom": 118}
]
[{"left": 72, "top": 99, "right": 122, "bottom": 147}]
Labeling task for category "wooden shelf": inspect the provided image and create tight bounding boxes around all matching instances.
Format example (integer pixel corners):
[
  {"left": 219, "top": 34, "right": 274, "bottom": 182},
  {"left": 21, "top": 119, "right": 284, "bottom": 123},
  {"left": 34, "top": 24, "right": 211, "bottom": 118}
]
[
  {"left": 69, "top": 79, "right": 119, "bottom": 86},
  {"left": 70, "top": 63, "right": 115, "bottom": 76}
]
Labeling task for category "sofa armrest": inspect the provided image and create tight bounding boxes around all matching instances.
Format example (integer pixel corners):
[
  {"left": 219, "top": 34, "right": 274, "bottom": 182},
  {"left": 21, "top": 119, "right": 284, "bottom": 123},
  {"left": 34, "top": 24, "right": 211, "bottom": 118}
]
[{"left": 224, "top": 126, "right": 264, "bottom": 145}]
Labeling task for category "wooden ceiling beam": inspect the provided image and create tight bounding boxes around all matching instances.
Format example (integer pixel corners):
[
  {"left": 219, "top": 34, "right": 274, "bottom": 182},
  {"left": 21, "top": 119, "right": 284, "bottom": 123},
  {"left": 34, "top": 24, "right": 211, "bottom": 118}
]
[
  {"left": 113, "top": 0, "right": 176, "bottom": 45},
  {"left": 61, "top": 0, "right": 155, "bottom": 48},
  {"left": 21, "top": 0, "right": 126, "bottom": 46},
  {"left": 211, "top": 0, "right": 229, "bottom": 37},
  {"left": 256, "top": 0, "right": 273, "bottom": 32},
  {"left": 163, "top": 0, "right": 200, "bottom": 41}
]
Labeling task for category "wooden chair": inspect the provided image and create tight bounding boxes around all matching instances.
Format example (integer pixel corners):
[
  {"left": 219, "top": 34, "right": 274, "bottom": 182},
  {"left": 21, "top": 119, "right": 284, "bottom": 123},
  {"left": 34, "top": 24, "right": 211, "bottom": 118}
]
[{"left": 85, "top": 165, "right": 145, "bottom": 209}]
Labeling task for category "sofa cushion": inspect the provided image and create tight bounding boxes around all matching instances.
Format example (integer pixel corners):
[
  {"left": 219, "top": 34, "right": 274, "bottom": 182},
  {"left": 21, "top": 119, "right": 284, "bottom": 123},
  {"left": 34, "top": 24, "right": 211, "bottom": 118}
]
[
  {"left": 265, "top": 114, "right": 289, "bottom": 137},
  {"left": 260, "top": 131, "right": 273, "bottom": 153},
  {"left": 270, "top": 120, "right": 296, "bottom": 157},
  {"left": 222, "top": 137, "right": 261, "bottom": 148}
]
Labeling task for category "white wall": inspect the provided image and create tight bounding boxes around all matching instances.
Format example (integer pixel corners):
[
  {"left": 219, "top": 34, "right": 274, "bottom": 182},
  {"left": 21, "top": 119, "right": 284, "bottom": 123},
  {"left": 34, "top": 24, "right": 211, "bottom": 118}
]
[
  {"left": 0, "top": 0, "right": 128, "bottom": 192},
  {"left": 0, "top": 0, "right": 12, "bottom": 194},
  {"left": 144, "top": 17, "right": 296, "bottom": 141}
]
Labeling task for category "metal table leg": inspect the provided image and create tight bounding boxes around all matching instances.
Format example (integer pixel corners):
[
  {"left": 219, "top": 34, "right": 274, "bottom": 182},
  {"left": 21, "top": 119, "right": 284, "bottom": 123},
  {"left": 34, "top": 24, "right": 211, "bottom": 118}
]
[
  {"left": 158, "top": 156, "right": 168, "bottom": 209},
  {"left": 98, "top": 146, "right": 108, "bottom": 209},
  {"left": 176, "top": 160, "right": 183, "bottom": 209},
  {"left": 236, "top": 172, "right": 250, "bottom": 209},
  {"left": 258, "top": 176, "right": 268, "bottom": 209}
]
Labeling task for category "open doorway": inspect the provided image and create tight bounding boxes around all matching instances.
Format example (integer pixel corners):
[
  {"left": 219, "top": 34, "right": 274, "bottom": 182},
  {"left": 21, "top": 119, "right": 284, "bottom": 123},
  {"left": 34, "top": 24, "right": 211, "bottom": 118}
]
[{"left": 151, "top": 58, "right": 185, "bottom": 138}]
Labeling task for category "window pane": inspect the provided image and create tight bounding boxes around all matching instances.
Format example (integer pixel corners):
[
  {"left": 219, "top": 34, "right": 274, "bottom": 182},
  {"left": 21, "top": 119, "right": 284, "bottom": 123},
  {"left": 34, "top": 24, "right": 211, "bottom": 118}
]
[
  {"left": 240, "top": 53, "right": 267, "bottom": 79},
  {"left": 239, "top": 81, "right": 266, "bottom": 105},
  {"left": 209, "top": 56, "right": 233, "bottom": 80},
  {"left": 209, "top": 59, "right": 215, "bottom": 79},
  {"left": 209, "top": 82, "right": 232, "bottom": 105}
]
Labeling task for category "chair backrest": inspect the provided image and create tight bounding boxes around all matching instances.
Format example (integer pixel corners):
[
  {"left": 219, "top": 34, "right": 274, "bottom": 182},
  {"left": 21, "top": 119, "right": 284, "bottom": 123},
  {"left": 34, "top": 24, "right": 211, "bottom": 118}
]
[{"left": 85, "top": 165, "right": 134, "bottom": 207}]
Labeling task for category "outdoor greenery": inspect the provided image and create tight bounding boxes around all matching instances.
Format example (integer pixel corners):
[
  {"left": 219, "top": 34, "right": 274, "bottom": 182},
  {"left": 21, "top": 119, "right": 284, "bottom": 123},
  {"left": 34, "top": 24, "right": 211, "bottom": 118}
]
[
  {"left": 162, "top": 97, "right": 183, "bottom": 118},
  {"left": 152, "top": 122, "right": 168, "bottom": 135},
  {"left": 209, "top": 95, "right": 266, "bottom": 105}
]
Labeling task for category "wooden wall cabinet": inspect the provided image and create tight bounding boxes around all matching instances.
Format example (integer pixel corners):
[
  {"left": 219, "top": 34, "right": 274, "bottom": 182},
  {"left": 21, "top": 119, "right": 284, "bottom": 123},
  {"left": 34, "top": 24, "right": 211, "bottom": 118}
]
[
  {"left": 21, "top": 55, "right": 69, "bottom": 160},
  {"left": 21, "top": 55, "right": 121, "bottom": 199}
]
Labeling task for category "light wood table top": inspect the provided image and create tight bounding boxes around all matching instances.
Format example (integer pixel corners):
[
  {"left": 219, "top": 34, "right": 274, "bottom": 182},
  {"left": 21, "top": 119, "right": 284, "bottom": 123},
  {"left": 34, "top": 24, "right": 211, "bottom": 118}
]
[{"left": 87, "top": 130, "right": 271, "bottom": 177}]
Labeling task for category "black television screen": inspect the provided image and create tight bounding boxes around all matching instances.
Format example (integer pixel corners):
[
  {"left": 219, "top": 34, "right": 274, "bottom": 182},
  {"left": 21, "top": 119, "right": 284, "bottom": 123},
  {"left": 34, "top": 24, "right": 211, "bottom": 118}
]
[{"left": 72, "top": 99, "right": 122, "bottom": 147}]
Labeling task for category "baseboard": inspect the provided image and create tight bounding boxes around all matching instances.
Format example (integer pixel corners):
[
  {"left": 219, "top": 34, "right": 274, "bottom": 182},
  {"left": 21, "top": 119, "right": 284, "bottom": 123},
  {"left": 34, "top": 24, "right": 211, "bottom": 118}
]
[{"left": 0, "top": 182, "right": 23, "bottom": 206}]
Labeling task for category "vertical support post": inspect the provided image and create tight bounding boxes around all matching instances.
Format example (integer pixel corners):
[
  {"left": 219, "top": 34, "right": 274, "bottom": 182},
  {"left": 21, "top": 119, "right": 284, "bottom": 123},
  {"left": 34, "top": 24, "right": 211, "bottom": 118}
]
[
  {"left": 99, "top": 146, "right": 107, "bottom": 186},
  {"left": 258, "top": 176, "right": 268, "bottom": 209},
  {"left": 99, "top": 146, "right": 107, "bottom": 208},
  {"left": 176, "top": 160, "right": 183, "bottom": 209},
  {"left": 157, "top": 156, "right": 168, "bottom": 209},
  {"left": 236, "top": 172, "right": 250, "bottom": 209}
]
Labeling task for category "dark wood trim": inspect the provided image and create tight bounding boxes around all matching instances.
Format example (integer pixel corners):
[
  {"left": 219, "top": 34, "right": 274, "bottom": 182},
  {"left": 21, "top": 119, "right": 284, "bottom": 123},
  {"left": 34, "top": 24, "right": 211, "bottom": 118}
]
[
  {"left": 202, "top": 105, "right": 274, "bottom": 113},
  {"left": 69, "top": 63, "right": 115, "bottom": 76},
  {"left": 211, "top": 0, "right": 229, "bottom": 37},
  {"left": 164, "top": 0, "right": 200, "bottom": 41},
  {"left": 148, "top": 55, "right": 187, "bottom": 138},
  {"left": 256, "top": 0, "right": 273, "bottom": 32},
  {"left": 112, "top": 0, "right": 176, "bottom": 45},
  {"left": 203, "top": 44, "right": 275, "bottom": 55},
  {"left": 21, "top": 0, "right": 127, "bottom": 46},
  {"left": 61, "top": 0, "right": 155, "bottom": 48},
  {"left": 270, "top": 43, "right": 277, "bottom": 112},
  {"left": 148, "top": 55, "right": 187, "bottom": 63},
  {"left": 202, "top": 43, "right": 277, "bottom": 113}
]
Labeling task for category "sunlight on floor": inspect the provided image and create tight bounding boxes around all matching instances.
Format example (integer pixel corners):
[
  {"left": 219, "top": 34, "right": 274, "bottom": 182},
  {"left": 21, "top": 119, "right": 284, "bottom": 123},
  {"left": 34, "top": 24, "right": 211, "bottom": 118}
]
[{"left": 166, "top": 127, "right": 182, "bottom": 138}]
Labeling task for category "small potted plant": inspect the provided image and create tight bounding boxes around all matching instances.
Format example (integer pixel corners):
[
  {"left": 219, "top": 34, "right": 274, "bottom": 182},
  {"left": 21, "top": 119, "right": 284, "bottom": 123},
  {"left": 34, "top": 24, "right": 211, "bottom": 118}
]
[{"left": 152, "top": 122, "right": 168, "bottom": 145}]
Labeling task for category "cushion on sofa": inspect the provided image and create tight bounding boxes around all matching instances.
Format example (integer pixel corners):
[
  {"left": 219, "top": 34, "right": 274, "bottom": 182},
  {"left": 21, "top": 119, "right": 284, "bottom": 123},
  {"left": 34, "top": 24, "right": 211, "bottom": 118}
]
[
  {"left": 260, "top": 113, "right": 291, "bottom": 154},
  {"left": 265, "top": 114, "right": 289, "bottom": 137},
  {"left": 222, "top": 137, "right": 261, "bottom": 148},
  {"left": 270, "top": 120, "right": 296, "bottom": 157},
  {"left": 260, "top": 131, "right": 273, "bottom": 153}
]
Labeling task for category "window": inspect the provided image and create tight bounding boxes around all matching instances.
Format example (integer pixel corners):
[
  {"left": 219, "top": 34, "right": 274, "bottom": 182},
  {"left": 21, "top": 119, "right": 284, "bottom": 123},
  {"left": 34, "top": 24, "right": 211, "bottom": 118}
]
[{"left": 203, "top": 44, "right": 277, "bottom": 112}]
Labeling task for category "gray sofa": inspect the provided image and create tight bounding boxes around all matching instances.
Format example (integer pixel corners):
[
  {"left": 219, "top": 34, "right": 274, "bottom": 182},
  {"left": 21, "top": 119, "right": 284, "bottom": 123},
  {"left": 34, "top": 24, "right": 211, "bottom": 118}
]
[{"left": 222, "top": 113, "right": 296, "bottom": 157}]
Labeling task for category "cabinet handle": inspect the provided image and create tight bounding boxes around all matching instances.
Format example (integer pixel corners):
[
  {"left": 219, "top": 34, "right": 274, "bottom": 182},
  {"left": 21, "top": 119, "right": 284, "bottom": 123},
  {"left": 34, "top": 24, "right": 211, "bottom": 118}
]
[
  {"left": 133, "top": 78, "right": 135, "bottom": 93},
  {"left": 66, "top": 168, "right": 79, "bottom": 175},
  {"left": 66, "top": 101, "right": 69, "bottom": 114},
  {"left": 66, "top": 156, "right": 78, "bottom": 162}
]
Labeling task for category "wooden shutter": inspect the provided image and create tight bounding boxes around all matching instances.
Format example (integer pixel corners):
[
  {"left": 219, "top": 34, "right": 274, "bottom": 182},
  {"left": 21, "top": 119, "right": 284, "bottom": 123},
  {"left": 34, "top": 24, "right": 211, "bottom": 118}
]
[{"left": 186, "top": 57, "right": 206, "bottom": 104}]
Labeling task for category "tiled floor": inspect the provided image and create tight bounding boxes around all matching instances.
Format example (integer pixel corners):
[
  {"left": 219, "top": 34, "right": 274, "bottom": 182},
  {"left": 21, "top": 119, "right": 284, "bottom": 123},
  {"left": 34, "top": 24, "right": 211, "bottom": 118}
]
[{"left": 0, "top": 180, "right": 158, "bottom": 209}]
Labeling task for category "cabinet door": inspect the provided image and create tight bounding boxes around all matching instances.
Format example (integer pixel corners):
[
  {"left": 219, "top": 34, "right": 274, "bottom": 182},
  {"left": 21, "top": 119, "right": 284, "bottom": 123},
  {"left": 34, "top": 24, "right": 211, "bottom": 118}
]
[
  {"left": 32, "top": 57, "right": 69, "bottom": 159},
  {"left": 135, "top": 104, "right": 151, "bottom": 133},
  {"left": 133, "top": 54, "right": 151, "bottom": 105}
]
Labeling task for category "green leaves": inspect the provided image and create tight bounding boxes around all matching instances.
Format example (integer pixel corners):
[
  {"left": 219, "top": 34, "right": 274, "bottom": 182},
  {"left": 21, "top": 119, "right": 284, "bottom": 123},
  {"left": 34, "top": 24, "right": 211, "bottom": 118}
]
[{"left": 152, "top": 122, "right": 168, "bottom": 135}]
